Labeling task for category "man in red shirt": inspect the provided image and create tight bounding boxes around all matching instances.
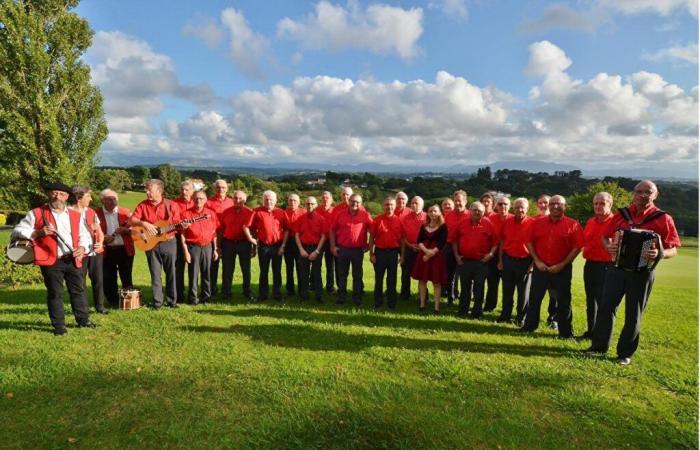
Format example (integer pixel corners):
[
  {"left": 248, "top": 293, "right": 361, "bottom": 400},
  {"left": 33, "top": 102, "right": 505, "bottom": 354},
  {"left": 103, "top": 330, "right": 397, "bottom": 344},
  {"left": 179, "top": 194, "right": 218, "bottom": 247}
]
[
  {"left": 394, "top": 192, "right": 411, "bottom": 219},
  {"left": 206, "top": 179, "right": 234, "bottom": 298},
  {"left": 534, "top": 193, "right": 558, "bottom": 328},
  {"left": 130, "top": 179, "right": 183, "bottom": 309},
  {"left": 284, "top": 193, "right": 307, "bottom": 298},
  {"left": 330, "top": 193, "right": 373, "bottom": 306},
  {"left": 444, "top": 190, "right": 470, "bottom": 306},
  {"left": 497, "top": 197, "right": 532, "bottom": 325},
  {"left": 173, "top": 180, "right": 195, "bottom": 304},
  {"left": 400, "top": 196, "right": 426, "bottom": 301},
  {"left": 484, "top": 195, "right": 512, "bottom": 313},
  {"left": 521, "top": 195, "right": 583, "bottom": 337},
  {"left": 318, "top": 191, "right": 336, "bottom": 293},
  {"left": 295, "top": 196, "right": 327, "bottom": 303},
  {"left": 580, "top": 192, "right": 614, "bottom": 339},
  {"left": 589, "top": 181, "right": 680, "bottom": 365},
  {"left": 220, "top": 190, "right": 254, "bottom": 302},
  {"left": 452, "top": 202, "right": 498, "bottom": 318},
  {"left": 180, "top": 191, "right": 219, "bottom": 305},
  {"left": 244, "top": 190, "right": 289, "bottom": 302},
  {"left": 369, "top": 197, "right": 403, "bottom": 309},
  {"left": 480, "top": 192, "right": 496, "bottom": 219}
]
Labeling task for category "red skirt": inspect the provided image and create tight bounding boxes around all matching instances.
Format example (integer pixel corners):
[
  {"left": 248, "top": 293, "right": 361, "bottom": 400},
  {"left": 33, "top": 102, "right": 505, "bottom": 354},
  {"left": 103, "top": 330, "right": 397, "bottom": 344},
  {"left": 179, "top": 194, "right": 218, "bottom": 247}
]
[{"left": 411, "top": 250, "right": 448, "bottom": 285}]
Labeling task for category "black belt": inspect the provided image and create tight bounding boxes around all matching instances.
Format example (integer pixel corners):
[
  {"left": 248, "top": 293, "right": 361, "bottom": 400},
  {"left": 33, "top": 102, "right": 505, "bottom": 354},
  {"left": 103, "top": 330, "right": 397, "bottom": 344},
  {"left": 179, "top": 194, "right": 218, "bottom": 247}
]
[
  {"left": 505, "top": 254, "right": 531, "bottom": 261},
  {"left": 224, "top": 238, "right": 248, "bottom": 243}
]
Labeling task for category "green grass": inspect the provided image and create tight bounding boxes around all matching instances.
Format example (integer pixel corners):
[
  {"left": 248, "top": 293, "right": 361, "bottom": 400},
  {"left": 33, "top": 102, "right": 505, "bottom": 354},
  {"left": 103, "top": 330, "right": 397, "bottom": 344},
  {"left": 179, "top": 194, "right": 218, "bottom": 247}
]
[{"left": 0, "top": 230, "right": 697, "bottom": 449}]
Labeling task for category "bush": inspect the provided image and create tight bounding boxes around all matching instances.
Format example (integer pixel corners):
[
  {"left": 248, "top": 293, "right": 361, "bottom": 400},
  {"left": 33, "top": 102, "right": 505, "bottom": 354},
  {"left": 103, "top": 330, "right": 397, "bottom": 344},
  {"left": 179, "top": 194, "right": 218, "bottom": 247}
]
[
  {"left": 0, "top": 213, "right": 5, "bottom": 226},
  {"left": 0, "top": 256, "right": 43, "bottom": 287}
]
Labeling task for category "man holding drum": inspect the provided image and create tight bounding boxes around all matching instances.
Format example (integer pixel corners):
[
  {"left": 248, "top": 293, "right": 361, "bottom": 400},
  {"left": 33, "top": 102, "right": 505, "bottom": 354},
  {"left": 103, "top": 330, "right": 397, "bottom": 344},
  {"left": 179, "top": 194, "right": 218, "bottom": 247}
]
[{"left": 12, "top": 183, "right": 94, "bottom": 335}]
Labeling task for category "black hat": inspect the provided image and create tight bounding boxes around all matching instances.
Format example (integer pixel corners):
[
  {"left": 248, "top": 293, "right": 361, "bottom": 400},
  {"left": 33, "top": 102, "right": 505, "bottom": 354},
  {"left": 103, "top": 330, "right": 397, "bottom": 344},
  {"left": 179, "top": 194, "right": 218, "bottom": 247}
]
[{"left": 42, "top": 182, "right": 72, "bottom": 194}]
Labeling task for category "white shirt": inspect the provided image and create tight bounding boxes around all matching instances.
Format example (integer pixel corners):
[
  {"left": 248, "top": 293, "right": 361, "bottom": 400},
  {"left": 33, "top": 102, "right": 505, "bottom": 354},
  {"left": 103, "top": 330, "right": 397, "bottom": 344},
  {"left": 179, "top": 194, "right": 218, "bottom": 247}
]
[
  {"left": 102, "top": 206, "right": 124, "bottom": 246},
  {"left": 13, "top": 206, "right": 92, "bottom": 258}
]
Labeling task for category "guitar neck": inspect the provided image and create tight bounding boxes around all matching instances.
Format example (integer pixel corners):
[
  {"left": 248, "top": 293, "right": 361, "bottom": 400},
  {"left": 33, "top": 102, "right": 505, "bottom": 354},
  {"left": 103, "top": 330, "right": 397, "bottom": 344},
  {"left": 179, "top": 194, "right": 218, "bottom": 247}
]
[{"left": 158, "top": 215, "right": 208, "bottom": 234}]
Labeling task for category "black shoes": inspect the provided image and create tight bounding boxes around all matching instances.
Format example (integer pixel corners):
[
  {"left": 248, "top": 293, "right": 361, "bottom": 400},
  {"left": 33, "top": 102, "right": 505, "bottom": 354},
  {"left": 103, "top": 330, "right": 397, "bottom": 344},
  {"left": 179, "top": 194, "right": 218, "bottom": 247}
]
[
  {"left": 496, "top": 317, "right": 510, "bottom": 323},
  {"left": 78, "top": 320, "right": 96, "bottom": 329},
  {"left": 96, "top": 308, "right": 109, "bottom": 315},
  {"left": 53, "top": 326, "right": 68, "bottom": 336},
  {"left": 616, "top": 357, "right": 632, "bottom": 366}
]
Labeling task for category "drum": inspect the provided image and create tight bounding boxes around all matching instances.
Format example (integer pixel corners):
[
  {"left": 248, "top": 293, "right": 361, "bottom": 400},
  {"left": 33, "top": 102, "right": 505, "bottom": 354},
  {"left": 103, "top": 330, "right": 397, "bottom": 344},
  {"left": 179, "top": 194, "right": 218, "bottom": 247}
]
[
  {"left": 5, "top": 240, "right": 34, "bottom": 265},
  {"left": 119, "top": 288, "right": 142, "bottom": 310}
]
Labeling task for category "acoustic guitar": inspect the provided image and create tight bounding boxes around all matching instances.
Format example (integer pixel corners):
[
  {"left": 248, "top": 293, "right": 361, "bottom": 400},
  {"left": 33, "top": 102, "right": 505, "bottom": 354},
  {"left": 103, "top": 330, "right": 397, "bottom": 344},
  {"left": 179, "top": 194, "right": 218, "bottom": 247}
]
[{"left": 131, "top": 215, "right": 209, "bottom": 252}]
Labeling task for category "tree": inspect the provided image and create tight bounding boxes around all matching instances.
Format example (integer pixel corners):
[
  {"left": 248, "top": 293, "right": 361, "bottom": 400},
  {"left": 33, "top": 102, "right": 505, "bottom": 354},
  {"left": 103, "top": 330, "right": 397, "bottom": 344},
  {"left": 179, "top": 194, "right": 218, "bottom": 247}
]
[
  {"left": 0, "top": 0, "right": 107, "bottom": 209},
  {"left": 90, "top": 168, "right": 132, "bottom": 193},
  {"left": 151, "top": 164, "right": 182, "bottom": 198},
  {"left": 567, "top": 181, "right": 633, "bottom": 224}
]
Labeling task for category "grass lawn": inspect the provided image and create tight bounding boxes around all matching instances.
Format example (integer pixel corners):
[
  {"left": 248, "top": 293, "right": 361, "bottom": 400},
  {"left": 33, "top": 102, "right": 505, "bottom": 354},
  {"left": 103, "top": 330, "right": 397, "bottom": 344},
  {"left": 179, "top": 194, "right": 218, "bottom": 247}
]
[{"left": 0, "top": 230, "right": 697, "bottom": 449}]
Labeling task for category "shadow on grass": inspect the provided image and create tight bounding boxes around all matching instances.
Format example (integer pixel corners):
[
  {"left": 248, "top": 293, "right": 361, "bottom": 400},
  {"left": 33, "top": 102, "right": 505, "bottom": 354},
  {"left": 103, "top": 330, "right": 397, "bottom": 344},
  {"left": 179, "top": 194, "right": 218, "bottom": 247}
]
[
  {"left": 179, "top": 322, "right": 570, "bottom": 357},
  {"left": 0, "top": 319, "right": 54, "bottom": 332}
]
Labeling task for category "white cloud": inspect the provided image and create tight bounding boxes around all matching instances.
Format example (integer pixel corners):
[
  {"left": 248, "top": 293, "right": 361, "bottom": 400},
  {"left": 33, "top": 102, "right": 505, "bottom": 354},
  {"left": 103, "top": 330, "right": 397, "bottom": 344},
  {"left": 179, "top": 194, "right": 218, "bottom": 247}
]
[
  {"left": 642, "top": 42, "right": 699, "bottom": 65},
  {"left": 519, "top": 4, "right": 611, "bottom": 34},
  {"left": 525, "top": 40, "right": 573, "bottom": 77},
  {"left": 182, "top": 16, "right": 225, "bottom": 48},
  {"left": 598, "top": 0, "right": 698, "bottom": 18},
  {"left": 220, "top": 8, "right": 270, "bottom": 80},
  {"left": 277, "top": 1, "right": 423, "bottom": 60},
  {"left": 429, "top": 0, "right": 468, "bottom": 19}
]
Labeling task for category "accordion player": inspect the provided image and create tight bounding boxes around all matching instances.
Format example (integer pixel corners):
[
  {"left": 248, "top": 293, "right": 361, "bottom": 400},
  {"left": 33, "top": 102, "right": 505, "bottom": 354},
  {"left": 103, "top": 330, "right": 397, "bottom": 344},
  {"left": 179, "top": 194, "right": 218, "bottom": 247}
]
[{"left": 613, "top": 228, "right": 663, "bottom": 272}]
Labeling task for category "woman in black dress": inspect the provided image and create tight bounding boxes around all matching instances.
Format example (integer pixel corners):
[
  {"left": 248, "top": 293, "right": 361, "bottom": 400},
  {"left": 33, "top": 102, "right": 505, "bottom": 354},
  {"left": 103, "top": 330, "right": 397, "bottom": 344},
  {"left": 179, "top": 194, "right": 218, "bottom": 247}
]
[{"left": 411, "top": 205, "right": 448, "bottom": 313}]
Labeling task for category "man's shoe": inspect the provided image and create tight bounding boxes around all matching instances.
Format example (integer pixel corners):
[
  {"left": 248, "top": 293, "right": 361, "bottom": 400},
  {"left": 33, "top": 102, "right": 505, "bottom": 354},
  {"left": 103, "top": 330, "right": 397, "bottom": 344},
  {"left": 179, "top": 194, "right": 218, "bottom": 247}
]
[
  {"left": 150, "top": 304, "right": 162, "bottom": 310},
  {"left": 616, "top": 357, "right": 631, "bottom": 366},
  {"left": 548, "top": 321, "right": 558, "bottom": 330},
  {"left": 96, "top": 308, "right": 109, "bottom": 315},
  {"left": 78, "top": 320, "right": 96, "bottom": 329},
  {"left": 518, "top": 327, "right": 535, "bottom": 333},
  {"left": 470, "top": 312, "right": 483, "bottom": 320},
  {"left": 577, "top": 331, "right": 593, "bottom": 340},
  {"left": 53, "top": 326, "right": 67, "bottom": 336},
  {"left": 167, "top": 303, "right": 179, "bottom": 309}
]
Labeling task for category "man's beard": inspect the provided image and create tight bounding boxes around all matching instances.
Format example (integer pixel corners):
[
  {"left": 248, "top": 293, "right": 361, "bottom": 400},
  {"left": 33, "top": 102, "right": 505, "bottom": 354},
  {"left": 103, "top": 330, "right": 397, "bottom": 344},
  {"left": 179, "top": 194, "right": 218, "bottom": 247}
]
[{"left": 49, "top": 199, "right": 65, "bottom": 210}]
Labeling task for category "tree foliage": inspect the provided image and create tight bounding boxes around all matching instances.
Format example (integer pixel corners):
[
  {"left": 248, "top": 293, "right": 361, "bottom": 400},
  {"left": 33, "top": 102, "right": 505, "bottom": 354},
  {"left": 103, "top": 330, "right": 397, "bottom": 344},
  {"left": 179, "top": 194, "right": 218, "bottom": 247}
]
[
  {"left": 567, "top": 181, "right": 633, "bottom": 223},
  {"left": 0, "top": 0, "right": 107, "bottom": 209}
]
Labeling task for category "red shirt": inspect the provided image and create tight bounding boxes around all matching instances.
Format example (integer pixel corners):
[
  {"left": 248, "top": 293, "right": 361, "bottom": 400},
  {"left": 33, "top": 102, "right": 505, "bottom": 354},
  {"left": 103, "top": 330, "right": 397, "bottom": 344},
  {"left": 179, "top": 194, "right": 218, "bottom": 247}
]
[
  {"left": 206, "top": 196, "right": 234, "bottom": 231},
  {"left": 528, "top": 215, "right": 584, "bottom": 266},
  {"left": 371, "top": 213, "right": 403, "bottom": 249},
  {"left": 501, "top": 215, "right": 533, "bottom": 258},
  {"left": 246, "top": 207, "right": 288, "bottom": 245},
  {"left": 317, "top": 205, "right": 334, "bottom": 229},
  {"left": 132, "top": 198, "right": 182, "bottom": 239},
  {"left": 332, "top": 208, "right": 373, "bottom": 248},
  {"left": 296, "top": 212, "right": 327, "bottom": 245},
  {"left": 603, "top": 204, "right": 681, "bottom": 249},
  {"left": 172, "top": 196, "right": 195, "bottom": 212},
  {"left": 454, "top": 218, "right": 497, "bottom": 260},
  {"left": 285, "top": 207, "right": 307, "bottom": 235},
  {"left": 401, "top": 211, "right": 427, "bottom": 245},
  {"left": 490, "top": 213, "right": 511, "bottom": 240},
  {"left": 221, "top": 206, "right": 253, "bottom": 241},
  {"left": 583, "top": 214, "right": 614, "bottom": 262},
  {"left": 181, "top": 207, "right": 218, "bottom": 245},
  {"left": 395, "top": 207, "right": 411, "bottom": 220},
  {"left": 445, "top": 209, "right": 471, "bottom": 243}
]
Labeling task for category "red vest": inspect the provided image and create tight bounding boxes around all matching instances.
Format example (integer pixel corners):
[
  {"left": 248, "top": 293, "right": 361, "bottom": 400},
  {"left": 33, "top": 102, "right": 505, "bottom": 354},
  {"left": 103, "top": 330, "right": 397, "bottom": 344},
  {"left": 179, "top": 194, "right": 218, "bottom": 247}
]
[
  {"left": 32, "top": 206, "right": 83, "bottom": 268},
  {"left": 95, "top": 206, "right": 135, "bottom": 256}
]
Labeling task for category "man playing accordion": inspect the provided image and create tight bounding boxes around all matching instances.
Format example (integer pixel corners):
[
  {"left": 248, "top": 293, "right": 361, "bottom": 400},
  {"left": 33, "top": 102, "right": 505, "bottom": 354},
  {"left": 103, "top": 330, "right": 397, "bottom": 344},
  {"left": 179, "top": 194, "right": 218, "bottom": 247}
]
[{"left": 587, "top": 180, "right": 680, "bottom": 365}]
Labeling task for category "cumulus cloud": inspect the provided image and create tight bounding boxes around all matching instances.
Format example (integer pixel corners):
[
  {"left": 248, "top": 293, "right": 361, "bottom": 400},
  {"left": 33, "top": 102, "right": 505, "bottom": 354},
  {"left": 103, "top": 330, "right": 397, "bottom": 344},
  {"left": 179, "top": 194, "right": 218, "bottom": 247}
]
[
  {"left": 519, "top": 4, "right": 611, "bottom": 34},
  {"left": 277, "top": 1, "right": 423, "bottom": 60},
  {"left": 429, "top": 0, "right": 468, "bottom": 19},
  {"left": 182, "top": 16, "right": 225, "bottom": 48},
  {"left": 642, "top": 42, "right": 699, "bottom": 65},
  {"left": 220, "top": 8, "right": 270, "bottom": 80}
]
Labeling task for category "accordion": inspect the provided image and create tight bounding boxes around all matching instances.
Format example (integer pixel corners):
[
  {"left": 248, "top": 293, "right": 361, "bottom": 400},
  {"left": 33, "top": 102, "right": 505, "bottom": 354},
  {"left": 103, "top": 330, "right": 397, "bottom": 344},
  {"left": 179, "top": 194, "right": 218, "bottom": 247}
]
[{"left": 614, "top": 228, "right": 663, "bottom": 272}]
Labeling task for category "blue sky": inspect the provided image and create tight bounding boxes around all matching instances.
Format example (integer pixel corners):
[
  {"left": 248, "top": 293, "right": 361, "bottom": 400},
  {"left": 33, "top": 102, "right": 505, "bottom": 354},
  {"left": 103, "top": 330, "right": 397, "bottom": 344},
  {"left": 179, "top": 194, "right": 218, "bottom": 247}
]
[{"left": 76, "top": 0, "right": 699, "bottom": 176}]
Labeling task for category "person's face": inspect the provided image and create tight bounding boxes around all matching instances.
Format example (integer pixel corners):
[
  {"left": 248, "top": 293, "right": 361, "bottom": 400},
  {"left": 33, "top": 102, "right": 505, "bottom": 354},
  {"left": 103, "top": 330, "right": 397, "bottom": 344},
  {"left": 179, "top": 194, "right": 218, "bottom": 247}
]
[
  {"left": 470, "top": 205, "right": 484, "bottom": 221},
  {"left": 341, "top": 189, "right": 352, "bottom": 203},
  {"left": 428, "top": 206, "right": 441, "bottom": 221},
  {"left": 102, "top": 195, "right": 118, "bottom": 211},
  {"left": 495, "top": 199, "right": 510, "bottom": 216},
  {"left": 48, "top": 190, "right": 69, "bottom": 209},
  {"left": 537, "top": 197, "right": 550, "bottom": 214},
  {"left": 78, "top": 192, "right": 92, "bottom": 208},
  {"left": 593, "top": 196, "right": 612, "bottom": 217},
  {"left": 442, "top": 200, "right": 453, "bottom": 213},
  {"left": 396, "top": 196, "right": 407, "bottom": 210},
  {"left": 454, "top": 195, "right": 466, "bottom": 211},
  {"left": 513, "top": 201, "right": 527, "bottom": 220},
  {"left": 181, "top": 184, "right": 193, "bottom": 199},
  {"left": 549, "top": 197, "right": 566, "bottom": 218},
  {"left": 194, "top": 194, "right": 207, "bottom": 211},
  {"left": 233, "top": 191, "right": 246, "bottom": 208},
  {"left": 410, "top": 198, "right": 423, "bottom": 213},
  {"left": 633, "top": 182, "right": 658, "bottom": 209},
  {"left": 288, "top": 196, "right": 300, "bottom": 210},
  {"left": 263, "top": 194, "right": 276, "bottom": 210},
  {"left": 384, "top": 200, "right": 396, "bottom": 215},
  {"left": 145, "top": 184, "right": 163, "bottom": 202},
  {"left": 321, "top": 193, "right": 332, "bottom": 207},
  {"left": 214, "top": 182, "right": 228, "bottom": 198},
  {"left": 481, "top": 196, "right": 493, "bottom": 211},
  {"left": 349, "top": 196, "right": 361, "bottom": 213},
  {"left": 306, "top": 198, "right": 317, "bottom": 213}
]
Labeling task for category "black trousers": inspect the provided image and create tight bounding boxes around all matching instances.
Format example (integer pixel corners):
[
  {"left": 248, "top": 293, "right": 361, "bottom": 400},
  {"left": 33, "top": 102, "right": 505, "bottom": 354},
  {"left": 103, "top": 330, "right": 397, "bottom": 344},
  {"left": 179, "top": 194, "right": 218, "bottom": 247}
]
[
  {"left": 400, "top": 248, "right": 418, "bottom": 300},
  {"left": 284, "top": 244, "right": 301, "bottom": 296},
  {"left": 591, "top": 267, "right": 655, "bottom": 358},
  {"left": 523, "top": 264, "right": 574, "bottom": 337},
  {"left": 40, "top": 258, "right": 90, "bottom": 329},
  {"left": 210, "top": 250, "right": 221, "bottom": 297},
  {"left": 84, "top": 253, "right": 106, "bottom": 311},
  {"left": 457, "top": 259, "right": 487, "bottom": 316},
  {"left": 103, "top": 245, "right": 134, "bottom": 307},
  {"left": 499, "top": 255, "right": 531, "bottom": 322},
  {"left": 145, "top": 237, "right": 177, "bottom": 307},
  {"left": 336, "top": 246, "right": 364, "bottom": 304},
  {"left": 583, "top": 261, "right": 610, "bottom": 334},
  {"left": 175, "top": 234, "right": 186, "bottom": 304},
  {"left": 484, "top": 257, "right": 501, "bottom": 311},
  {"left": 373, "top": 248, "right": 399, "bottom": 308},
  {"left": 258, "top": 243, "right": 283, "bottom": 300},
  {"left": 297, "top": 244, "right": 323, "bottom": 300},
  {"left": 321, "top": 241, "right": 336, "bottom": 292},
  {"left": 187, "top": 243, "right": 213, "bottom": 304},
  {"left": 221, "top": 239, "right": 253, "bottom": 300},
  {"left": 443, "top": 245, "right": 459, "bottom": 301}
]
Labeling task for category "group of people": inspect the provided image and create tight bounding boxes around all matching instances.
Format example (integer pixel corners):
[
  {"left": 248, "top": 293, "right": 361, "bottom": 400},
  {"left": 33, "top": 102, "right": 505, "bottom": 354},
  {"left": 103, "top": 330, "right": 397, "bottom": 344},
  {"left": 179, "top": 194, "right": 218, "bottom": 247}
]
[{"left": 12, "top": 178, "right": 680, "bottom": 365}]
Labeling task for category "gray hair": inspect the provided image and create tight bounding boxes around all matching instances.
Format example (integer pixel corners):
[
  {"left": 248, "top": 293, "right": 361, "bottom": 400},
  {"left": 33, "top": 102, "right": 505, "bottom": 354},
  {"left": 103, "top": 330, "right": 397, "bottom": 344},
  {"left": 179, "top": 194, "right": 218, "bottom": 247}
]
[{"left": 100, "top": 188, "right": 118, "bottom": 199}]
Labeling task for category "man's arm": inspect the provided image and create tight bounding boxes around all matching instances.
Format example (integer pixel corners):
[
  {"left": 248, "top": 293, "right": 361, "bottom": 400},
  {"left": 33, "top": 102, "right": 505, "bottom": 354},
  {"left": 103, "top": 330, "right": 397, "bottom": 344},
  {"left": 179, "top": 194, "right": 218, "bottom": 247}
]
[
  {"left": 548, "top": 247, "right": 581, "bottom": 274},
  {"left": 527, "top": 242, "right": 547, "bottom": 272},
  {"left": 243, "top": 225, "right": 258, "bottom": 246}
]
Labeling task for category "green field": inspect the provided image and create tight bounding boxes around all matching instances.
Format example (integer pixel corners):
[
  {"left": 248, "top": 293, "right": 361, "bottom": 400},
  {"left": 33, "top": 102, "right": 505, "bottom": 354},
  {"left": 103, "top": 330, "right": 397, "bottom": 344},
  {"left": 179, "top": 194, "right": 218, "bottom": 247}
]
[{"left": 0, "top": 229, "right": 697, "bottom": 449}]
